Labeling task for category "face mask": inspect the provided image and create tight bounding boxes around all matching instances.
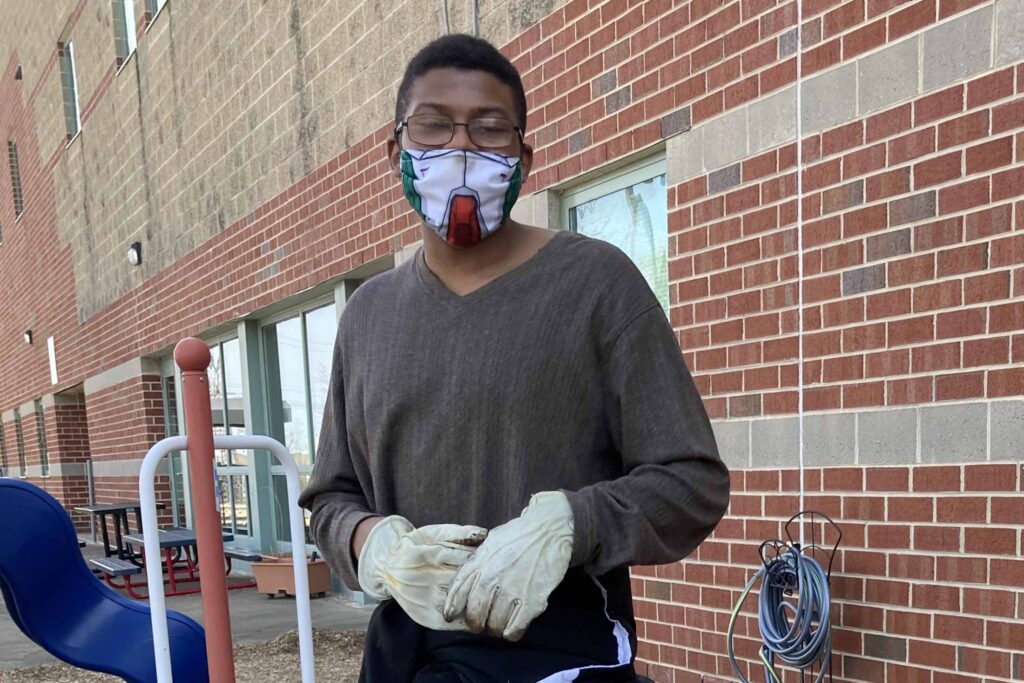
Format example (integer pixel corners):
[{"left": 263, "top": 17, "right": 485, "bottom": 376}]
[{"left": 400, "top": 148, "right": 523, "bottom": 247}]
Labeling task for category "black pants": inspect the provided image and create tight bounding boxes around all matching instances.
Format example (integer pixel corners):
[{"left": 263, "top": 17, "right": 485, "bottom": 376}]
[{"left": 359, "top": 568, "right": 640, "bottom": 683}]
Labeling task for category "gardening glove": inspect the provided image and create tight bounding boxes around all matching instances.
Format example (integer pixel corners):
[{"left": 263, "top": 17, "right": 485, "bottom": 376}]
[
  {"left": 358, "top": 516, "right": 488, "bottom": 631},
  {"left": 442, "top": 491, "right": 573, "bottom": 641}
]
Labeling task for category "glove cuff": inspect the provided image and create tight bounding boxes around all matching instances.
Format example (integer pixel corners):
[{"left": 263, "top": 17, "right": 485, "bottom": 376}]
[
  {"left": 523, "top": 490, "right": 575, "bottom": 536},
  {"left": 357, "top": 515, "right": 414, "bottom": 600}
]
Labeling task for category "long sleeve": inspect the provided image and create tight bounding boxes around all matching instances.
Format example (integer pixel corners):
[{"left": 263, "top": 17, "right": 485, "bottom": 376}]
[
  {"left": 563, "top": 305, "right": 730, "bottom": 576},
  {"left": 298, "top": 334, "right": 375, "bottom": 591}
]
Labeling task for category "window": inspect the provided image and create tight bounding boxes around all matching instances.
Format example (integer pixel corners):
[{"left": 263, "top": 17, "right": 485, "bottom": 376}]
[
  {"left": 208, "top": 338, "right": 251, "bottom": 535},
  {"left": 0, "top": 421, "right": 8, "bottom": 477},
  {"left": 263, "top": 301, "right": 338, "bottom": 543},
  {"left": 112, "top": 0, "right": 138, "bottom": 64},
  {"left": 58, "top": 40, "right": 82, "bottom": 139},
  {"left": 34, "top": 400, "right": 49, "bottom": 477},
  {"left": 562, "top": 156, "right": 670, "bottom": 311},
  {"left": 161, "top": 370, "right": 188, "bottom": 527},
  {"left": 8, "top": 141, "right": 23, "bottom": 217},
  {"left": 13, "top": 408, "right": 26, "bottom": 477}
]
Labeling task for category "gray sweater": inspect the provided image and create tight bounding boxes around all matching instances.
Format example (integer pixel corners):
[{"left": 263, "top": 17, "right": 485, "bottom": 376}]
[{"left": 298, "top": 230, "right": 730, "bottom": 591}]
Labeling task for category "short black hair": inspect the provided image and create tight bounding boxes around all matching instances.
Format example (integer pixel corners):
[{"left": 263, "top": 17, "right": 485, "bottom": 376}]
[{"left": 394, "top": 34, "right": 528, "bottom": 133}]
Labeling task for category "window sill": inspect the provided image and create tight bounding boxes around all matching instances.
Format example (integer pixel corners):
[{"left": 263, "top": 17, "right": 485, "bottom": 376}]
[
  {"left": 145, "top": 2, "right": 168, "bottom": 33},
  {"left": 65, "top": 130, "right": 81, "bottom": 150},
  {"left": 115, "top": 50, "right": 136, "bottom": 76}
]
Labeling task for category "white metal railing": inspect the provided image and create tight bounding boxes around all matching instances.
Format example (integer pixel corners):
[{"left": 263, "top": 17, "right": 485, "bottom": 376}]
[{"left": 139, "top": 434, "right": 315, "bottom": 683}]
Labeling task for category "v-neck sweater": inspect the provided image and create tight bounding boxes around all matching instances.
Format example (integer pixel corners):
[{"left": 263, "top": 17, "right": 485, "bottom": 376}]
[{"left": 299, "top": 230, "right": 730, "bottom": 594}]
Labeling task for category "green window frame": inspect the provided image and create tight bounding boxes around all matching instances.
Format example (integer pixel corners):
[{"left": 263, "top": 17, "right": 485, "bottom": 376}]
[{"left": 261, "top": 297, "right": 339, "bottom": 546}]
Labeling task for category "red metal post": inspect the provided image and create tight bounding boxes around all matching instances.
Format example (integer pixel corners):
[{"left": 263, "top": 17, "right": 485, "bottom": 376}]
[{"left": 174, "top": 338, "right": 236, "bottom": 683}]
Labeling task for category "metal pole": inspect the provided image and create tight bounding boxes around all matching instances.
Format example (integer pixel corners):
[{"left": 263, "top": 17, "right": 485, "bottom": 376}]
[
  {"left": 175, "top": 338, "right": 236, "bottom": 683},
  {"left": 86, "top": 459, "right": 96, "bottom": 542}
]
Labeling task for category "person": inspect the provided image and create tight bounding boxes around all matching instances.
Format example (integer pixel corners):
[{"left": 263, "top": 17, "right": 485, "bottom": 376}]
[{"left": 298, "top": 33, "right": 730, "bottom": 683}]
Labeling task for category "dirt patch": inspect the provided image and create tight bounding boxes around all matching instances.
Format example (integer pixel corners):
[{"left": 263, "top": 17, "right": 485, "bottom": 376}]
[{"left": 0, "top": 629, "right": 363, "bottom": 683}]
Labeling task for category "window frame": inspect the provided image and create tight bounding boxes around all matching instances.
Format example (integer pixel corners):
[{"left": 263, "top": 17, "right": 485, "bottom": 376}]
[
  {"left": 0, "top": 421, "right": 8, "bottom": 477},
  {"left": 560, "top": 154, "right": 670, "bottom": 310},
  {"left": 112, "top": 0, "right": 138, "bottom": 67},
  {"left": 8, "top": 140, "right": 24, "bottom": 219},
  {"left": 13, "top": 409, "right": 27, "bottom": 478},
  {"left": 146, "top": 0, "right": 168, "bottom": 28},
  {"left": 258, "top": 292, "right": 338, "bottom": 548},
  {"left": 34, "top": 400, "right": 49, "bottom": 478},
  {"left": 59, "top": 39, "right": 82, "bottom": 143},
  {"left": 204, "top": 335, "right": 252, "bottom": 536}
]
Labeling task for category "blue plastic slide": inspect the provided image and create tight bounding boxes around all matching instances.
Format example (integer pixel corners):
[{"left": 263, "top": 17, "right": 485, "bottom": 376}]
[{"left": 0, "top": 478, "right": 209, "bottom": 682}]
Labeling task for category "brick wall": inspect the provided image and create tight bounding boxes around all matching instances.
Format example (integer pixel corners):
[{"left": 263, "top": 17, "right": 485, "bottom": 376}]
[
  {"left": 672, "top": 58, "right": 1024, "bottom": 419},
  {"left": 85, "top": 374, "right": 173, "bottom": 525},
  {"left": 0, "top": 0, "right": 1021, "bottom": 681},
  {"left": 634, "top": 464, "right": 1024, "bottom": 682}
]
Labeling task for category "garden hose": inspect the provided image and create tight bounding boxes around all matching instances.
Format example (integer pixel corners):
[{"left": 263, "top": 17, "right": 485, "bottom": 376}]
[{"left": 727, "top": 546, "right": 833, "bottom": 683}]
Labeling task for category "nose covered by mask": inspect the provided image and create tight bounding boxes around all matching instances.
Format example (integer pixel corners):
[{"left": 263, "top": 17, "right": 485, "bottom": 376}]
[{"left": 400, "top": 148, "right": 523, "bottom": 247}]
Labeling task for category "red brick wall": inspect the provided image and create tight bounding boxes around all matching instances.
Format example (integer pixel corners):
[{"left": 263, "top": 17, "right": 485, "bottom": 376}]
[
  {"left": 1, "top": 2, "right": 1021, "bottom": 681},
  {"left": 86, "top": 375, "right": 173, "bottom": 526},
  {"left": 674, "top": 67, "right": 1024, "bottom": 418},
  {"left": 633, "top": 464, "right": 1024, "bottom": 682}
]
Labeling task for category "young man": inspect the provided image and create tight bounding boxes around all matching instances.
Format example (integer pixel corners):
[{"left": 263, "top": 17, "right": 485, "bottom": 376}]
[{"left": 299, "top": 34, "right": 730, "bottom": 683}]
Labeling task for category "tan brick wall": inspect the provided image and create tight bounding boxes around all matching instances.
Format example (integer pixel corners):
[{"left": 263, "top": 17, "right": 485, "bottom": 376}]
[{"left": 1, "top": 0, "right": 571, "bottom": 321}]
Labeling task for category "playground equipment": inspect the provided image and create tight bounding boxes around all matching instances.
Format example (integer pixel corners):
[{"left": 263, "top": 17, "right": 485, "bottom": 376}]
[
  {"left": 0, "top": 337, "right": 315, "bottom": 683},
  {"left": 137, "top": 338, "right": 316, "bottom": 682},
  {"left": 0, "top": 478, "right": 209, "bottom": 682}
]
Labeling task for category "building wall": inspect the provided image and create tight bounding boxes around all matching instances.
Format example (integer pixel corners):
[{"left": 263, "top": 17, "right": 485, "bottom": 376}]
[{"left": 0, "top": 0, "right": 1022, "bottom": 681}]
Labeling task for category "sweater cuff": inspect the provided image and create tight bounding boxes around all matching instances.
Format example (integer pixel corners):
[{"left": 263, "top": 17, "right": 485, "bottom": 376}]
[
  {"left": 312, "top": 499, "right": 376, "bottom": 592},
  {"left": 562, "top": 488, "right": 597, "bottom": 570}
]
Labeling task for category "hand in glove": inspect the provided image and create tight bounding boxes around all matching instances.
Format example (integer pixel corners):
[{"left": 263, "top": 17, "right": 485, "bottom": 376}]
[
  {"left": 358, "top": 516, "right": 487, "bottom": 631},
  {"left": 442, "top": 491, "right": 574, "bottom": 641}
]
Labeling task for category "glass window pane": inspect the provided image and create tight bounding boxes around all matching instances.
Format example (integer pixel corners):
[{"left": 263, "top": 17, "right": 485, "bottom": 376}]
[
  {"left": 222, "top": 338, "right": 247, "bottom": 465},
  {"left": 273, "top": 474, "right": 311, "bottom": 544},
  {"left": 163, "top": 375, "right": 188, "bottom": 527},
  {"left": 571, "top": 174, "right": 670, "bottom": 311},
  {"left": 304, "top": 304, "right": 336, "bottom": 455},
  {"left": 208, "top": 344, "right": 230, "bottom": 466},
  {"left": 231, "top": 474, "right": 250, "bottom": 536},
  {"left": 268, "top": 317, "right": 311, "bottom": 466},
  {"left": 217, "top": 475, "right": 231, "bottom": 533}
]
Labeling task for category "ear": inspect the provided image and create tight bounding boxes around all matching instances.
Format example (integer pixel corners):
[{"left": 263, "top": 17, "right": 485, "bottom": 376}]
[
  {"left": 518, "top": 141, "right": 534, "bottom": 183},
  {"left": 387, "top": 138, "right": 402, "bottom": 180}
]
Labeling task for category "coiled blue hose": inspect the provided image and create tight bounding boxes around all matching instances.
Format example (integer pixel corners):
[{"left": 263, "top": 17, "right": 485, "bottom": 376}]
[{"left": 727, "top": 547, "right": 832, "bottom": 683}]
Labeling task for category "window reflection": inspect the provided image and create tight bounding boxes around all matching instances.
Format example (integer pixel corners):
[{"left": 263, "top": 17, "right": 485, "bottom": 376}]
[{"left": 570, "top": 174, "right": 669, "bottom": 311}]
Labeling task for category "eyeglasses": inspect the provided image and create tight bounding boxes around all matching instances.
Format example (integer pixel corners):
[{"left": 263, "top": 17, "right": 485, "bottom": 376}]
[{"left": 396, "top": 114, "right": 523, "bottom": 148}]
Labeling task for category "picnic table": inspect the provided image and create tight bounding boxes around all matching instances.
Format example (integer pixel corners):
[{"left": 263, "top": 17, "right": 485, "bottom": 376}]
[
  {"left": 74, "top": 501, "right": 167, "bottom": 565},
  {"left": 119, "top": 527, "right": 259, "bottom": 598}
]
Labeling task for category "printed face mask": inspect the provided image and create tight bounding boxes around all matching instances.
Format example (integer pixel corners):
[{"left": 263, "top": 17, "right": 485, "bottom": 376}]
[{"left": 400, "top": 148, "right": 523, "bottom": 247}]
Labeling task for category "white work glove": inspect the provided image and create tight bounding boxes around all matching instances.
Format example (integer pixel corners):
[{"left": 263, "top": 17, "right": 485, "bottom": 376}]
[
  {"left": 442, "top": 491, "right": 574, "bottom": 641},
  {"left": 358, "top": 516, "right": 487, "bottom": 631}
]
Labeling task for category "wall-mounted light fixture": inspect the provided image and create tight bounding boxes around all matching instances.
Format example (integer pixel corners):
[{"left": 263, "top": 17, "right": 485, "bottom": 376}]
[
  {"left": 14, "top": 64, "right": 23, "bottom": 80},
  {"left": 23, "top": 330, "right": 32, "bottom": 344},
  {"left": 127, "top": 241, "right": 142, "bottom": 266}
]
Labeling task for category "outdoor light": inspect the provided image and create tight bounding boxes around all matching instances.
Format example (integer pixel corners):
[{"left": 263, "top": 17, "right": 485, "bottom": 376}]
[
  {"left": 15, "top": 64, "right": 23, "bottom": 80},
  {"left": 23, "top": 330, "right": 32, "bottom": 344},
  {"left": 127, "top": 241, "right": 142, "bottom": 266}
]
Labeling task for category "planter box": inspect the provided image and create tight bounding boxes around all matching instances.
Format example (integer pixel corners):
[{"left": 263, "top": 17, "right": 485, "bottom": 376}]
[{"left": 251, "top": 555, "right": 332, "bottom": 598}]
